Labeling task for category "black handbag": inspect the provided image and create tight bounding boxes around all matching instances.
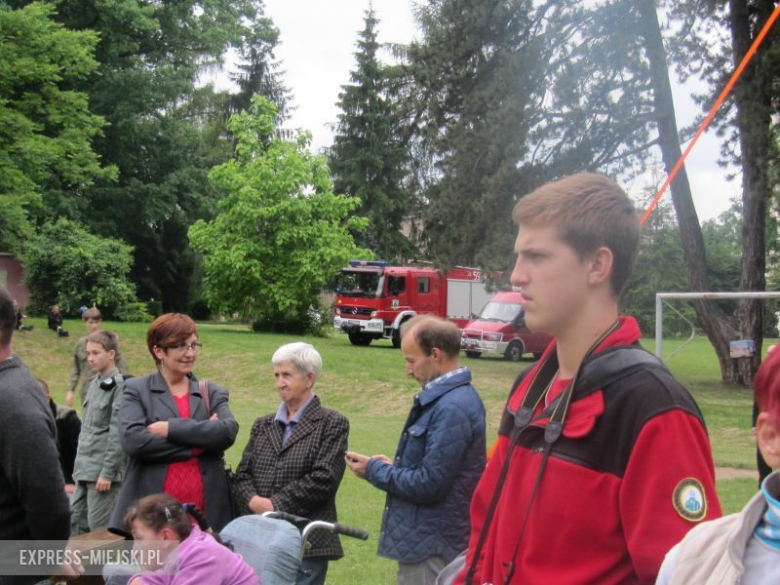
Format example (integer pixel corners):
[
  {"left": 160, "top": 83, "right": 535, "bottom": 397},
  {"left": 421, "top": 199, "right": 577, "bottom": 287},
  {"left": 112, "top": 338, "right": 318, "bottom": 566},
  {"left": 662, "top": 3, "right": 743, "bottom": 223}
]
[{"left": 199, "top": 380, "right": 240, "bottom": 521}]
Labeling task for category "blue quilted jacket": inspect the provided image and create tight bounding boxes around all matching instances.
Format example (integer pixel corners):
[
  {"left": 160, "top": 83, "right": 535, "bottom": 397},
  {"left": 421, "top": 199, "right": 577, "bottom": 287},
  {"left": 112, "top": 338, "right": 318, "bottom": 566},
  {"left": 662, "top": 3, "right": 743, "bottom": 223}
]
[{"left": 366, "top": 367, "right": 486, "bottom": 564}]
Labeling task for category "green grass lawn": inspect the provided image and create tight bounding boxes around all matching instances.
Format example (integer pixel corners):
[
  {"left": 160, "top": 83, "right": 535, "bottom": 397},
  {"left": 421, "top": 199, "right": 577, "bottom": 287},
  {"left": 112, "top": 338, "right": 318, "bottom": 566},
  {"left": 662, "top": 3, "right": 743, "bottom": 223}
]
[{"left": 12, "top": 319, "right": 769, "bottom": 584}]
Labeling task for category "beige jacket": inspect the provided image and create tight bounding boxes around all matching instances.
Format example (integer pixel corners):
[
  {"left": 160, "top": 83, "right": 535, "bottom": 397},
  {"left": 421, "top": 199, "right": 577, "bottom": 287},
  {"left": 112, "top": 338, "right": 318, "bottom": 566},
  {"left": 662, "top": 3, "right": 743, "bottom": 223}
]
[{"left": 668, "top": 490, "right": 766, "bottom": 584}]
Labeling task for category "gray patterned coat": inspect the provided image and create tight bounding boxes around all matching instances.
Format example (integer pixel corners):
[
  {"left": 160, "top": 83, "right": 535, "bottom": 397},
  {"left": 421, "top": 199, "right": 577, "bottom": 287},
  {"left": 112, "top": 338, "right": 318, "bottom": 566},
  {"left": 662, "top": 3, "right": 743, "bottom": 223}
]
[{"left": 232, "top": 396, "right": 349, "bottom": 558}]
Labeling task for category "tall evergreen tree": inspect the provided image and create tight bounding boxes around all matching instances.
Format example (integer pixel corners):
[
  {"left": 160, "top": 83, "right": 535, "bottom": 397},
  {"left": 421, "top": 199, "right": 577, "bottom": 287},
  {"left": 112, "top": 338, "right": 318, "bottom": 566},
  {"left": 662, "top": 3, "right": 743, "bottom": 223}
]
[
  {"left": 329, "top": 6, "right": 413, "bottom": 262},
  {"left": 229, "top": 16, "right": 290, "bottom": 121},
  {"left": 406, "top": 0, "right": 548, "bottom": 272}
]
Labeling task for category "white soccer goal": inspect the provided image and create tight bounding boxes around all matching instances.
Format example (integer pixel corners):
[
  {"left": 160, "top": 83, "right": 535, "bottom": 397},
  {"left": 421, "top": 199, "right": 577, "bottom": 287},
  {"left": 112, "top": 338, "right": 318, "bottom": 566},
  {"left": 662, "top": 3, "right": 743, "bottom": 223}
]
[{"left": 654, "top": 292, "right": 780, "bottom": 360}]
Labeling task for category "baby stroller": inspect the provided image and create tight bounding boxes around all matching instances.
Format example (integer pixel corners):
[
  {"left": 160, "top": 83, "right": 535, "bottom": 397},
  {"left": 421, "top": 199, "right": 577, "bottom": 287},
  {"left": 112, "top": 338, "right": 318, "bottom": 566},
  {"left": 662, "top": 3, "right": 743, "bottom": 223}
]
[{"left": 220, "top": 511, "right": 368, "bottom": 584}]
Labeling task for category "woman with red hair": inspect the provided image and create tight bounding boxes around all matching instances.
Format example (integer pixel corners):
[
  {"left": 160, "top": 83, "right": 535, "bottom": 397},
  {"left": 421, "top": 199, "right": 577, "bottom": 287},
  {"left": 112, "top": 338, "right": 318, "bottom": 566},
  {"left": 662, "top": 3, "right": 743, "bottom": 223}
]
[
  {"left": 109, "top": 314, "right": 238, "bottom": 534},
  {"left": 656, "top": 348, "right": 780, "bottom": 584}
]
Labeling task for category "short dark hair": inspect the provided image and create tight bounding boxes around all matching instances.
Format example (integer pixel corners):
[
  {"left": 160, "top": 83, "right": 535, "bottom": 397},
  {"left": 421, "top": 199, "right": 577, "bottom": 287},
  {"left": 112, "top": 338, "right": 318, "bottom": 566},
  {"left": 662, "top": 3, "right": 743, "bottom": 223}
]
[
  {"left": 87, "top": 330, "right": 119, "bottom": 354},
  {"left": 0, "top": 287, "right": 15, "bottom": 347},
  {"left": 401, "top": 315, "right": 461, "bottom": 359},
  {"left": 513, "top": 172, "right": 640, "bottom": 296},
  {"left": 37, "top": 378, "right": 50, "bottom": 396},
  {"left": 146, "top": 313, "right": 198, "bottom": 365}
]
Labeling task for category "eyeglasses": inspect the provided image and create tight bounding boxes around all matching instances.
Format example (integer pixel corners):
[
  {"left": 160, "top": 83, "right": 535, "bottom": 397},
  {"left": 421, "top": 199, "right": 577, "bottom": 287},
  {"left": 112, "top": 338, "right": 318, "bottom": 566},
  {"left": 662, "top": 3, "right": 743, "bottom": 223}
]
[{"left": 168, "top": 342, "right": 203, "bottom": 353}]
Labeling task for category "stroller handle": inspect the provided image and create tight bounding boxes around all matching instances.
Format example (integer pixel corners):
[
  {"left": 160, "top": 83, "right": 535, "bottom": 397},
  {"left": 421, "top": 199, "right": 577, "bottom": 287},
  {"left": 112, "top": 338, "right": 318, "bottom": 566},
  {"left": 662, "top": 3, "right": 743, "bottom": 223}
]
[
  {"left": 262, "top": 511, "right": 369, "bottom": 541},
  {"left": 264, "top": 510, "right": 309, "bottom": 526},
  {"left": 333, "top": 522, "right": 369, "bottom": 541}
]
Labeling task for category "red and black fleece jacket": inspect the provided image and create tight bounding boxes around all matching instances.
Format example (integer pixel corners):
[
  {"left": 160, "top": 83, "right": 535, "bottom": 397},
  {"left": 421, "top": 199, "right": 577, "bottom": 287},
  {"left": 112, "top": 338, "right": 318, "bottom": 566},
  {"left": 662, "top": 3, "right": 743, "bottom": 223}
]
[{"left": 458, "top": 317, "right": 722, "bottom": 585}]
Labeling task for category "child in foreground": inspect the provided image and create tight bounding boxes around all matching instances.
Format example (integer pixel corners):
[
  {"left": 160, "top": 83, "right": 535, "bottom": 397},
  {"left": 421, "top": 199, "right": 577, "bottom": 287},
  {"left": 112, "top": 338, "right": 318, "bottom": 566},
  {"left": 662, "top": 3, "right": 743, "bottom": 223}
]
[{"left": 125, "top": 493, "right": 259, "bottom": 585}]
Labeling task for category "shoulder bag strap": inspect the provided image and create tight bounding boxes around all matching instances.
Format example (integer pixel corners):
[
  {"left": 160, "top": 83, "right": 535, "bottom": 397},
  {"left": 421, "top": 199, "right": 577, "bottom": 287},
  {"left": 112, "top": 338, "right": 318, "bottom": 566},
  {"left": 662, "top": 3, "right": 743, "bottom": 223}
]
[{"left": 198, "top": 379, "right": 210, "bottom": 415}]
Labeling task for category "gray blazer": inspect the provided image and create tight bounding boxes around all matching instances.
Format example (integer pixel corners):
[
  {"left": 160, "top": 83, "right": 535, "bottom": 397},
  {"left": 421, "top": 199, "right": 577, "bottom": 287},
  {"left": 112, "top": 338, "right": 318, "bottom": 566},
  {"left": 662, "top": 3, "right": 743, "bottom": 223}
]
[
  {"left": 232, "top": 396, "right": 349, "bottom": 558},
  {"left": 109, "top": 371, "right": 238, "bottom": 534}
]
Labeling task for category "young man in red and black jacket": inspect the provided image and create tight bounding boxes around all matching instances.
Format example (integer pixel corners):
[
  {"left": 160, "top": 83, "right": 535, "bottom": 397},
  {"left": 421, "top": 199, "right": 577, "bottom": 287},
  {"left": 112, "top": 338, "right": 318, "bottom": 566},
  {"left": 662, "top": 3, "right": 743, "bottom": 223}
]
[{"left": 455, "top": 173, "right": 722, "bottom": 585}]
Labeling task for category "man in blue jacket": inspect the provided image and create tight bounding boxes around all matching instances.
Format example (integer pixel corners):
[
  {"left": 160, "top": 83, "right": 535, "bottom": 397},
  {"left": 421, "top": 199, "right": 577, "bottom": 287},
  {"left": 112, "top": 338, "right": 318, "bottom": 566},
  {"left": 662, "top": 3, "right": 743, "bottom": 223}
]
[{"left": 346, "top": 315, "right": 486, "bottom": 585}]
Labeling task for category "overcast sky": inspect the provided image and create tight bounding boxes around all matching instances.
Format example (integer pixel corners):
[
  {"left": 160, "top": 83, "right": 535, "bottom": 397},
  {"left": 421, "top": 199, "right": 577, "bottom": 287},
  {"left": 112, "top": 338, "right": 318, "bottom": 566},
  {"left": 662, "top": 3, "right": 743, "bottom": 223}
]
[{"left": 259, "top": 0, "right": 739, "bottom": 222}]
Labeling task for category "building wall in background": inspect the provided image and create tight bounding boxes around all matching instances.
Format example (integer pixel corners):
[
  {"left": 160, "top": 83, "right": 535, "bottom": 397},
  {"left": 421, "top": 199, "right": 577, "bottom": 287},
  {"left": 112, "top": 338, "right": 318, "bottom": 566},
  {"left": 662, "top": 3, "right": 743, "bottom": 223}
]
[{"left": 0, "top": 254, "right": 29, "bottom": 307}]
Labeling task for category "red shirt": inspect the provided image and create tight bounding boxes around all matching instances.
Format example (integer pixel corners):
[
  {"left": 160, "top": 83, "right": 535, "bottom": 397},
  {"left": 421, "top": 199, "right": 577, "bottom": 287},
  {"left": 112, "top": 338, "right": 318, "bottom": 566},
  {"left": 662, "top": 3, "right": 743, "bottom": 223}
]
[{"left": 163, "top": 393, "right": 205, "bottom": 511}]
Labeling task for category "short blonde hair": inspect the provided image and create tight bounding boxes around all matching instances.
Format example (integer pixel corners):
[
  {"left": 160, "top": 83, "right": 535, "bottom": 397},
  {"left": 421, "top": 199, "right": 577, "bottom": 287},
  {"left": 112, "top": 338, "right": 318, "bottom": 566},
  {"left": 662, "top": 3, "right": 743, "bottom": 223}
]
[{"left": 513, "top": 172, "right": 640, "bottom": 295}]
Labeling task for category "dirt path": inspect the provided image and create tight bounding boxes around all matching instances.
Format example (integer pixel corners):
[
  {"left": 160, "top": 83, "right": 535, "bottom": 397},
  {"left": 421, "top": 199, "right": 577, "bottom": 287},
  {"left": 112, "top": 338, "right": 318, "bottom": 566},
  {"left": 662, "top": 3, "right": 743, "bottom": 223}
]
[{"left": 715, "top": 467, "right": 757, "bottom": 481}]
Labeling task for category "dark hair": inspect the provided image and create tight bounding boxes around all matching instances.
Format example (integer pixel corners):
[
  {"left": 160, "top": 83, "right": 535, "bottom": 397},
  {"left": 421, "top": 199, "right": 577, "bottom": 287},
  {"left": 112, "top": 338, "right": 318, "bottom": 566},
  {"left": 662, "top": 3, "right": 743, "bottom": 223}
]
[
  {"left": 0, "top": 288, "right": 15, "bottom": 347},
  {"left": 87, "top": 330, "right": 119, "bottom": 354},
  {"left": 146, "top": 313, "right": 198, "bottom": 365},
  {"left": 513, "top": 172, "right": 640, "bottom": 296},
  {"left": 400, "top": 315, "right": 461, "bottom": 359},
  {"left": 124, "top": 493, "right": 230, "bottom": 548},
  {"left": 37, "top": 378, "right": 50, "bottom": 396},
  {"left": 755, "top": 348, "right": 780, "bottom": 426},
  {"left": 82, "top": 307, "right": 102, "bottom": 322}
]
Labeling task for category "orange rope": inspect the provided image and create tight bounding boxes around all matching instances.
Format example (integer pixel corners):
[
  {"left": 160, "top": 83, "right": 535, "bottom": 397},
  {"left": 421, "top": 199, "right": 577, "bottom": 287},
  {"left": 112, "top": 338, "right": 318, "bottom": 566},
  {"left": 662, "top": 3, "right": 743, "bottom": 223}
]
[{"left": 640, "top": 2, "right": 780, "bottom": 225}]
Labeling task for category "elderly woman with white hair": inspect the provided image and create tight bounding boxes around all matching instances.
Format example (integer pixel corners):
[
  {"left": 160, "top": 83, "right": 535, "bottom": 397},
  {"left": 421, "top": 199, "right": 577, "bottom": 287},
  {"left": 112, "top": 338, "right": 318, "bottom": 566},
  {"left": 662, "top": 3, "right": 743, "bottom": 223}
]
[{"left": 231, "top": 342, "right": 350, "bottom": 585}]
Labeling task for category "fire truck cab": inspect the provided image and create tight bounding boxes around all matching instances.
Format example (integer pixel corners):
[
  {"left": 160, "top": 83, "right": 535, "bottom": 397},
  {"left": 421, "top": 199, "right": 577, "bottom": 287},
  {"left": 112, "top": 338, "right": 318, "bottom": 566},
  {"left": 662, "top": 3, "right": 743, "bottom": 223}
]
[{"left": 333, "top": 260, "right": 489, "bottom": 347}]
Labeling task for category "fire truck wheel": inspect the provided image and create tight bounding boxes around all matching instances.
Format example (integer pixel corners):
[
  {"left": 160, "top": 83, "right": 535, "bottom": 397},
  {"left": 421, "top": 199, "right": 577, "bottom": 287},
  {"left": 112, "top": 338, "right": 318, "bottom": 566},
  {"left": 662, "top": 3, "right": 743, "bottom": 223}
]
[
  {"left": 505, "top": 341, "right": 524, "bottom": 362},
  {"left": 392, "top": 328, "right": 402, "bottom": 349},
  {"left": 348, "top": 332, "right": 372, "bottom": 346},
  {"left": 465, "top": 351, "right": 482, "bottom": 359}
]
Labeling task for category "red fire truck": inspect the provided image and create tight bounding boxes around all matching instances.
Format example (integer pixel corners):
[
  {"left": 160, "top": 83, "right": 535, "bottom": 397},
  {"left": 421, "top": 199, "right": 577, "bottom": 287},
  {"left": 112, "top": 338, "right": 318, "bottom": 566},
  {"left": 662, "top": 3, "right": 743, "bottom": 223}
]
[{"left": 333, "top": 260, "right": 491, "bottom": 347}]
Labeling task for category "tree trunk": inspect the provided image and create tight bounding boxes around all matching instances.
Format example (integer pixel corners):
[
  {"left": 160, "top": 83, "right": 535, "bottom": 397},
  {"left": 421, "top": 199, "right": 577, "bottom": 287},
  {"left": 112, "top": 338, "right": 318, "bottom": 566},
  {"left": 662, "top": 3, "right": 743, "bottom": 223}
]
[
  {"left": 728, "top": 0, "right": 773, "bottom": 386},
  {"left": 636, "top": 0, "right": 752, "bottom": 385}
]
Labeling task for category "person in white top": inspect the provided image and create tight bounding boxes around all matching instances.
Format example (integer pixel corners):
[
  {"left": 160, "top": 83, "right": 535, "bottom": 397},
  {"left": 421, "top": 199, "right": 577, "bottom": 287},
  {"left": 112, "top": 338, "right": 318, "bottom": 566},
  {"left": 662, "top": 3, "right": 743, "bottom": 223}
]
[{"left": 656, "top": 346, "right": 780, "bottom": 585}]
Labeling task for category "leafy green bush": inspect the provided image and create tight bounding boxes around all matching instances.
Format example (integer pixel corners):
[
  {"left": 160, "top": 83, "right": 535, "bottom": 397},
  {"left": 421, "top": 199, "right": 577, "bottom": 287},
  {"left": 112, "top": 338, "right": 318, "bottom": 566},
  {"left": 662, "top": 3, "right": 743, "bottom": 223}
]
[
  {"left": 22, "top": 219, "right": 141, "bottom": 319},
  {"left": 117, "top": 302, "right": 154, "bottom": 323}
]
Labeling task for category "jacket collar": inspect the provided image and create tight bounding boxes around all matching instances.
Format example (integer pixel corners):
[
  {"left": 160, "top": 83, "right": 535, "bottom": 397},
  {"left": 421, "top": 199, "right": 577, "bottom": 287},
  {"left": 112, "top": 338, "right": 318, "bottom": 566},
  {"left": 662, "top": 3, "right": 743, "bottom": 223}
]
[
  {"left": 148, "top": 370, "right": 204, "bottom": 419},
  {"left": 506, "top": 317, "right": 646, "bottom": 438},
  {"left": 725, "top": 483, "right": 773, "bottom": 570},
  {"left": 0, "top": 354, "right": 22, "bottom": 373},
  {"left": 417, "top": 367, "right": 472, "bottom": 407},
  {"left": 267, "top": 395, "right": 324, "bottom": 453}
]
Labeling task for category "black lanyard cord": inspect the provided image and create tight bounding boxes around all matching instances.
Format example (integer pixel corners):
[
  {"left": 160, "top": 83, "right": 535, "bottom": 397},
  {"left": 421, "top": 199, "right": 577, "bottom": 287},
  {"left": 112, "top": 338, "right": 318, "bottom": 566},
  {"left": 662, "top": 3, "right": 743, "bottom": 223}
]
[
  {"left": 463, "top": 360, "right": 559, "bottom": 585},
  {"left": 503, "top": 379, "right": 577, "bottom": 585},
  {"left": 465, "top": 320, "right": 620, "bottom": 585}
]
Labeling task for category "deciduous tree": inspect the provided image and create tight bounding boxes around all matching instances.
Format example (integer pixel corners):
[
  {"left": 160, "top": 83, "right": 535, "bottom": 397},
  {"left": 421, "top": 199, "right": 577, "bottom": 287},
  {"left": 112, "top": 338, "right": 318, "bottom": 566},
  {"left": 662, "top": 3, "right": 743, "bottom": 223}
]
[
  {"left": 189, "top": 97, "right": 370, "bottom": 331},
  {"left": 10, "top": 0, "right": 287, "bottom": 312},
  {"left": 0, "top": 2, "right": 114, "bottom": 252},
  {"left": 23, "top": 218, "right": 142, "bottom": 319}
]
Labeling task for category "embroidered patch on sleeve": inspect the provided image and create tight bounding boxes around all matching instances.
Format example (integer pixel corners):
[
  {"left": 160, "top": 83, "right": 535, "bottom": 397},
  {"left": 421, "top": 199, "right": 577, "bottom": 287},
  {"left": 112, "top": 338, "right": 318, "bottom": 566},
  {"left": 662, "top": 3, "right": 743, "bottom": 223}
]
[{"left": 672, "top": 478, "right": 707, "bottom": 522}]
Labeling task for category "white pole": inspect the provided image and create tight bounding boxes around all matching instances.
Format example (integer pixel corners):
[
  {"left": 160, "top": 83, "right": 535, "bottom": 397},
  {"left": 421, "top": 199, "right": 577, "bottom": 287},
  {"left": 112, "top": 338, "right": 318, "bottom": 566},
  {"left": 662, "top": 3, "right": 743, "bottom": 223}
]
[
  {"left": 655, "top": 295, "right": 663, "bottom": 357},
  {"left": 657, "top": 292, "right": 780, "bottom": 300},
  {"left": 654, "top": 291, "right": 780, "bottom": 360}
]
